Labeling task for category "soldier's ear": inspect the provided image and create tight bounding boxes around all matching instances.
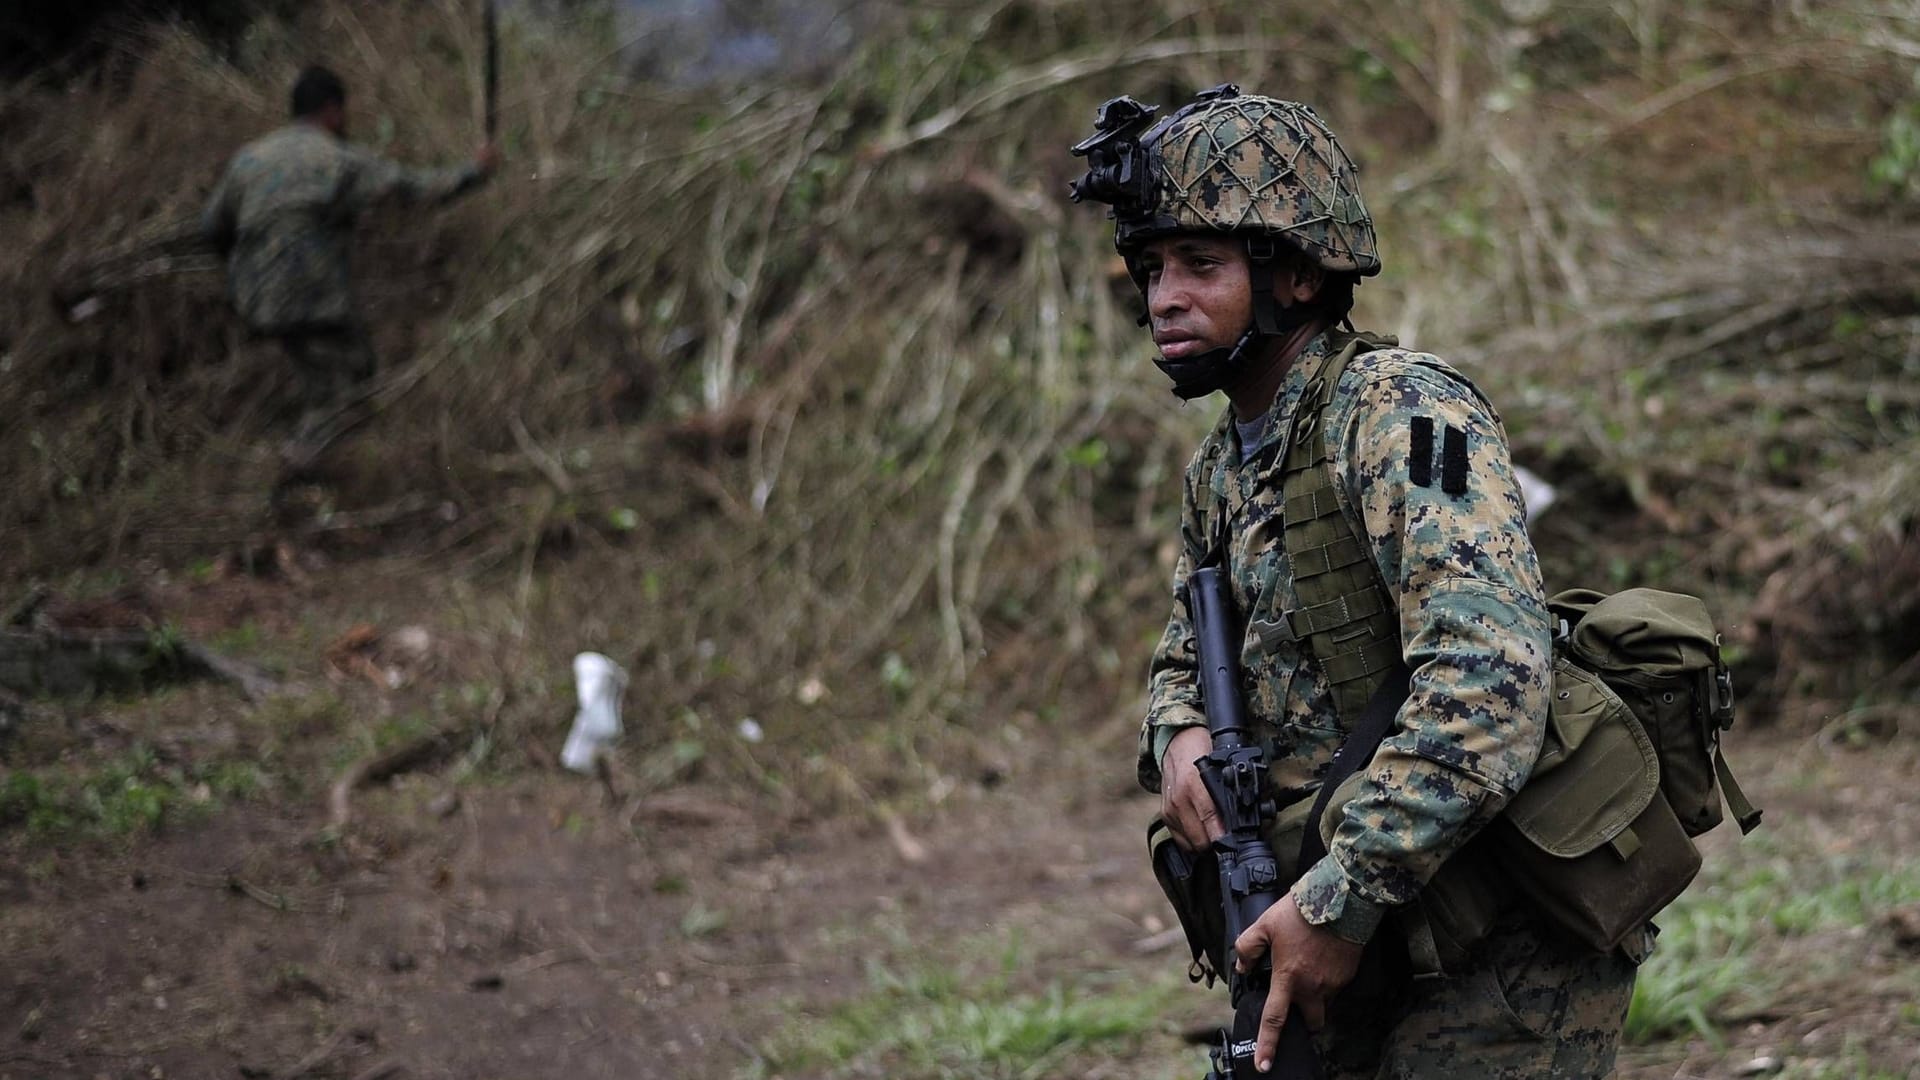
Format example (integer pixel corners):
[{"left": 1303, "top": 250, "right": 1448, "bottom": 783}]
[{"left": 1279, "top": 263, "right": 1324, "bottom": 306}]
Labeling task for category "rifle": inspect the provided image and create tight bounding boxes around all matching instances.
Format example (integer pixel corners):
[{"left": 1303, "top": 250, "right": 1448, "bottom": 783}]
[{"left": 1187, "top": 563, "right": 1323, "bottom": 1080}]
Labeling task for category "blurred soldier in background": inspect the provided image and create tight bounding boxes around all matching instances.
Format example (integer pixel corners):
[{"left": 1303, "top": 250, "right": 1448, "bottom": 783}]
[
  {"left": 1072, "top": 85, "right": 1631, "bottom": 1077},
  {"left": 202, "top": 64, "right": 499, "bottom": 484}
]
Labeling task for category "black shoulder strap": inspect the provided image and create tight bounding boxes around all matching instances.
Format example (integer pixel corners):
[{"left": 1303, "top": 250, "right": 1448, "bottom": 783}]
[{"left": 1295, "top": 664, "right": 1409, "bottom": 874}]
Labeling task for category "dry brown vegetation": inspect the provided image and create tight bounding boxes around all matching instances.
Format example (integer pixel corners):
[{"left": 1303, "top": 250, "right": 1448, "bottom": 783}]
[{"left": 6, "top": 1, "right": 1918, "bottom": 747}]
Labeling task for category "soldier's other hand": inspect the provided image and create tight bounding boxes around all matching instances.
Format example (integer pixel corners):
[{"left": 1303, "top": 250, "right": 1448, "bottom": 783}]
[
  {"left": 476, "top": 141, "right": 502, "bottom": 175},
  {"left": 1160, "top": 725, "right": 1223, "bottom": 852},
  {"left": 1232, "top": 896, "right": 1363, "bottom": 1072}
]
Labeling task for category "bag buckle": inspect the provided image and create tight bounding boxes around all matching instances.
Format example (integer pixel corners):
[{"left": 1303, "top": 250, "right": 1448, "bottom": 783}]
[{"left": 1712, "top": 667, "right": 1735, "bottom": 728}]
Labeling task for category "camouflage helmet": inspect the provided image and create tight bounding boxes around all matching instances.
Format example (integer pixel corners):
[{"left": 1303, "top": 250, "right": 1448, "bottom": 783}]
[{"left": 1071, "top": 85, "right": 1381, "bottom": 278}]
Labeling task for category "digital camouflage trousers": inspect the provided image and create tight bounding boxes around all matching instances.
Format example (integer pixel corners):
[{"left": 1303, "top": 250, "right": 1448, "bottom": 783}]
[{"left": 1315, "top": 907, "right": 1637, "bottom": 1079}]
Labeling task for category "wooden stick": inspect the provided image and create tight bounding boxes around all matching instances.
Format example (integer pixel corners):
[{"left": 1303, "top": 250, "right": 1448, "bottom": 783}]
[{"left": 328, "top": 726, "right": 463, "bottom": 830}]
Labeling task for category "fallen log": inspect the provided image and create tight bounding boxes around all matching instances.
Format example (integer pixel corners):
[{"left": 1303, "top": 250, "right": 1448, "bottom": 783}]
[{"left": 0, "top": 628, "right": 281, "bottom": 702}]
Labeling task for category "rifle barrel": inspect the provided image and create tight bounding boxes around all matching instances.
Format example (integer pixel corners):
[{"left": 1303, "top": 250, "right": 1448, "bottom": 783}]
[{"left": 1191, "top": 566, "right": 1250, "bottom": 747}]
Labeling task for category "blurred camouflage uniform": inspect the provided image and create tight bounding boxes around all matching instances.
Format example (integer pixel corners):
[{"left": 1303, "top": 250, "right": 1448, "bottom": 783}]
[
  {"left": 201, "top": 123, "right": 486, "bottom": 462},
  {"left": 1070, "top": 86, "right": 1635, "bottom": 1076}
]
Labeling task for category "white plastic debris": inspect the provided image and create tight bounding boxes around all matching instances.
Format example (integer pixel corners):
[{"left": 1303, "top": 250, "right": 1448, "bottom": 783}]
[
  {"left": 1514, "top": 465, "right": 1557, "bottom": 524},
  {"left": 560, "top": 652, "right": 629, "bottom": 774},
  {"left": 737, "top": 718, "right": 764, "bottom": 743},
  {"left": 795, "top": 675, "right": 827, "bottom": 705}
]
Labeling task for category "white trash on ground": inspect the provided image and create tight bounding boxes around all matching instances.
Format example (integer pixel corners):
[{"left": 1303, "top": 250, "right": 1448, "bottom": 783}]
[
  {"left": 560, "top": 652, "right": 629, "bottom": 774},
  {"left": 1514, "top": 465, "right": 1557, "bottom": 524}
]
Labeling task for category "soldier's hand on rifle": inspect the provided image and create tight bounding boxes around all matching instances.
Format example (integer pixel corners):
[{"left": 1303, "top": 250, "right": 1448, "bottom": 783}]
[
  {"left": 1160, "top": 724, "right": 1224, "bottom": 852},
  {"left": 475, "top": 140, "right": 502, "bottom": 176},
  {"left": 1233, "top": 895, "right": 1363, "bottom": 1073}
]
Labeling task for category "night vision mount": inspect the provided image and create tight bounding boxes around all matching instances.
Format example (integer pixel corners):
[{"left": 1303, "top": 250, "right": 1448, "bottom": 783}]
[
  {"left": 1068, "top": 95, "right": 1161, "bottom": 213},
  {"left": 1068, "top": 84, "right": 1243, "bottom": 218}
]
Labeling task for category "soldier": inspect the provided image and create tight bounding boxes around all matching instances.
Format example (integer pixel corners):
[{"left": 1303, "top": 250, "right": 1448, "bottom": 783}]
[
  {"left": 202, "top": 64, "right": 500, "bottom": 475},
  {"left": 1071, "top": 87, "right": 1635, "bottom": 1076}
]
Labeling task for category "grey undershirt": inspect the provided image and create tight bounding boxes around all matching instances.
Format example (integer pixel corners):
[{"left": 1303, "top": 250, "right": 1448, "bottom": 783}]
[{"left": 1236, "top": 410, "right": 1273, "bottom": 464}]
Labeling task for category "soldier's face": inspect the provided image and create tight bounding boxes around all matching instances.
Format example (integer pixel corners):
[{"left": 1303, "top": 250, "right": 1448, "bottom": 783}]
[{"left": 1140, "top": 235, "right": 1253, "bottom": 360}]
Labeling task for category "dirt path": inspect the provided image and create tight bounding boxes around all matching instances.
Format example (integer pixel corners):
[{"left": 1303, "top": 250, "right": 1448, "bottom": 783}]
[
  {"left": 1, "top": 746, "right": 1177, "bottom": 1079},
  {"left": 5, "top": 692, "right": 1918, "bottom": 1080}
]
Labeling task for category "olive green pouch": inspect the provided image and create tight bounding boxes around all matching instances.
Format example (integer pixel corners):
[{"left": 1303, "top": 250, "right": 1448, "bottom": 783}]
[
  {"left": 1479, "top": 590, "right": 1764, "bottom": 959},
  {"left": 1493, "top": 657, "right": 1702, "bottom": 957},
  {"left": 1554, "top": 588, "right": 1754, "bottom": 836},
  {"left": 1148, "top": 817, "right": 1228, "bottom": 985}
]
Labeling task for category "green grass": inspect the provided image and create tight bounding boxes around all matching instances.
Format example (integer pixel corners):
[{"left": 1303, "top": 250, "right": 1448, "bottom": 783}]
[
  {"left": 746, "top": 939, "right": 1193, "bottom": 1080},
  {"left": 326, "top": 710, "right": 436, "bottom": 771},
  {"left": 0, "top": 746, "right": 213, "bottom": 841},
  {"left": 1625, "top": 828, "right": 1920, "bottom": 1045},
  {"left": 207, "top": 619, "right": 262, "bottom": 654},
  {"left": 254, "top": 690, "right": 350, "bottom": 743}
]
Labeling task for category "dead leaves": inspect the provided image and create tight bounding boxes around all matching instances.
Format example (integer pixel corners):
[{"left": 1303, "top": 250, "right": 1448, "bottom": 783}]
[{"left": 324, "top": 623, "right": 437, "bottom": 691}]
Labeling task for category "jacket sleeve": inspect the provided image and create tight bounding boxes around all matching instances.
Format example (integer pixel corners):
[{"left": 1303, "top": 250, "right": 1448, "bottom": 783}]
[
  {"left": 1138, "top": 448, "right": 1216, "bottom": 794},
  {"left": 337, "top": 145, "right": 487, "bottom": 213},
  {"left": 1289, "top": 361, "right": 1552, "bottom": 937}
]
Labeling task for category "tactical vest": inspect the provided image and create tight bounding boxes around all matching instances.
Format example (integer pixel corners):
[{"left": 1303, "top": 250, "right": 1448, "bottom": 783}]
[
  {"left": 1273, "top": 331, "right": 1761, "bottom": 968},
  {"left": 1275, "top": 330, "right": 1407, "bottom": 723}
]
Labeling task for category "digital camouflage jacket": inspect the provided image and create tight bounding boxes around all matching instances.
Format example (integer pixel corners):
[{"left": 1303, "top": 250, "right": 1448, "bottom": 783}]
[
  {"left": 201, "top": 124, "right": 485, "bottom": 334},
  {"left": 1140, "top": 330, "right": 1553, "bottom": 942}
]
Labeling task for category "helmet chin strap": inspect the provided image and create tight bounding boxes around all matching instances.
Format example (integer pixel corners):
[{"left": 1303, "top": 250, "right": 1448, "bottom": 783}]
[
  {"left": 1247, "top": 237, "right": 1286, "bottom": 336},
  {"left": 1152, "top": 325, "right": 1262, "bottom": 401}
]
